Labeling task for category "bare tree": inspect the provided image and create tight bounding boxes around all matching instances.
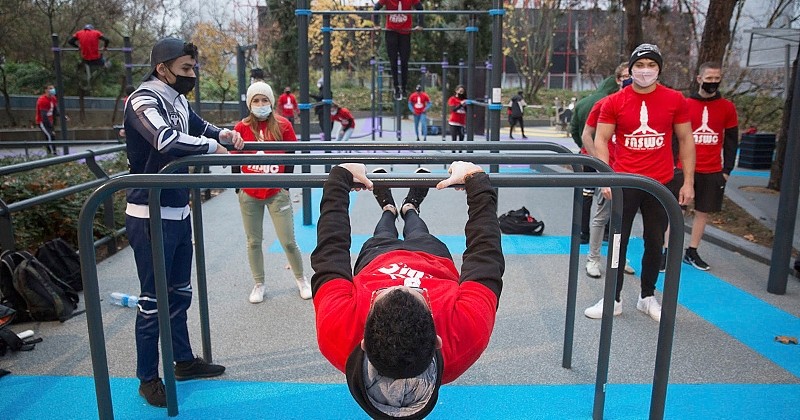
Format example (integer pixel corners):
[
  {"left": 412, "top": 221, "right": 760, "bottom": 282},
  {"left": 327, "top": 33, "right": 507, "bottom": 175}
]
[
  {"left": 623, "top": 0, "right": 643, "bottom": 54},
  {"left": 690, "top": 0, "right": 739, "bottom": 92}
]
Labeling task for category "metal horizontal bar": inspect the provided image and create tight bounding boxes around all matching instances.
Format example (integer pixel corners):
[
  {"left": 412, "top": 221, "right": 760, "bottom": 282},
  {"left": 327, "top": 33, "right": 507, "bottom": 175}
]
[
  {"left": 0, "top": 140, "right": 122, "bottom": 148},
  {"left": 329, "top": 27, "right": 466, "bottom": 32},
  {"left": 3, "top": 176, "right": 120, "bottom": 215},
  {"left": 229, "top": 140, "right": 572, "bottom": 153},
  {"left": 313, "top": 10, "right": 489, "bottom": 16},
  {"left": 0, "top": 145, "right": 125, "bottom": 177}
]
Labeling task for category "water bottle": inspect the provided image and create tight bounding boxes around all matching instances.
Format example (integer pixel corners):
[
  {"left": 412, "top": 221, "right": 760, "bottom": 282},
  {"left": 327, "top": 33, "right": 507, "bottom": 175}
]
[{"left": 110, "top": 292, "right": 139, "bottom": 308}]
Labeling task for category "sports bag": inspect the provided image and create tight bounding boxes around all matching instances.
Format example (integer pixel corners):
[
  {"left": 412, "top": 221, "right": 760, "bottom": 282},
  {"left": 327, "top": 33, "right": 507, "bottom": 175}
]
[
  {"left": 0, "top": 303, "right": 41, "bottom": 356},
  {"left": 0, "top": 251, "right": 32, "bottom": 323},
  {"left": 36, "top": 238, "right": 83, "bottom": 291},
  {"left": 498, "top": 207, "right": 545, "bottom": 236},
  {"left": 3, "top": 250, "right": 80, "bottom": 322}
]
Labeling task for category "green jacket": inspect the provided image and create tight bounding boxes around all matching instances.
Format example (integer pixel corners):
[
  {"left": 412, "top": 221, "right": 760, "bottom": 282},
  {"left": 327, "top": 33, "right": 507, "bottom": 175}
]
[{"left": 570, "top": 76, "right": 620, "bottom": 148}]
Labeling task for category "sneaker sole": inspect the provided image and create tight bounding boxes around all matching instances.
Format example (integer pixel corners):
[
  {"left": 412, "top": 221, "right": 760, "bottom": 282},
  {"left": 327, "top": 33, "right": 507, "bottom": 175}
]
[
  {"left": 684, "top": 259, "right": 710, "bottom": 271},
  {"left": 586, "top": 271, "right": 601, "bottom": 279}
]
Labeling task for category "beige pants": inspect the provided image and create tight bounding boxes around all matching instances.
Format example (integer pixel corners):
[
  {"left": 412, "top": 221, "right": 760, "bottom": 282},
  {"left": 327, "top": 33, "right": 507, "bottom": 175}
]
[{"left": 238, "top": 190, "right": 304, "bottom": 283}]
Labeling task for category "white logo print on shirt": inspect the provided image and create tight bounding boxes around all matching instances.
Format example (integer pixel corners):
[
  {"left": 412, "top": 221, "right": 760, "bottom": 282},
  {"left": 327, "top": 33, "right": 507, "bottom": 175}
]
[
  {"left": 692, "top": 106, "right": 719, "bottom": 145},
  {"left": 624, "top": 101, "right": 666, "bottom": 150},
  {"left": 388, "top": 2, "right": 409, "bottom": 24},
  {"left": 377, "top": 262, "right": 430, "bottom": 286}
]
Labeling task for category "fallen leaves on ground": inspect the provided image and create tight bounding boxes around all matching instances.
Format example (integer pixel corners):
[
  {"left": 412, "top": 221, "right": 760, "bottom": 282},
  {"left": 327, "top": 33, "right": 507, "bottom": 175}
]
[{"left": 775, "top": 336, "right": 798, "bottom": 345}]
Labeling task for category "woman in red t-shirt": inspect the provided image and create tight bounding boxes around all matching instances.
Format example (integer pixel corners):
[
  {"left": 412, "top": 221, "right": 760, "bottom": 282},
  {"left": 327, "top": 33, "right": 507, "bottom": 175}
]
[
  {"left": 448, "top": 85, "right": 467, "bottom": 145},
  {"left": 373, "top": 0, "right": 424, "bottom": 100},
  {"left": 233, "top": 81, "right": 311, "bottom": 304}
]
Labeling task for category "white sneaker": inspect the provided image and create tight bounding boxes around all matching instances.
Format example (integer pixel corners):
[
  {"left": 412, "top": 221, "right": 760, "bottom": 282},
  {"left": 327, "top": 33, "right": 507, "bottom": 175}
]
[
  {"left": 586, "top": 260, "right": 602, "bottom": 278},
  {"left": 584, "top": 298, "right": 622, "bottom": 319},
  {"left": 637, "top": 295, "right": 661, "bottom": 322},
  {"left": 295, "top": 276, "right": 312, "bottom": 300},
  {"left": 249, "top": 283, "right": 265, "bottom": 304},
  {"left": 624, "top": 261, "right": 636, "bottom": 275}
]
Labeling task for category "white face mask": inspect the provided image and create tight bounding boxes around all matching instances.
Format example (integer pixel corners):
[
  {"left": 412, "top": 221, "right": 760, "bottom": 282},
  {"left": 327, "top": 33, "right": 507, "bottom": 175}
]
[
  {"left": 252, "top": 105, "right": 272, "bottom": 119},
  {"left": 330, "top": 109, "right": 337, "bottom": 115},
  {"left": 632, "top": 68, "right": 659, "bottom": 88}
]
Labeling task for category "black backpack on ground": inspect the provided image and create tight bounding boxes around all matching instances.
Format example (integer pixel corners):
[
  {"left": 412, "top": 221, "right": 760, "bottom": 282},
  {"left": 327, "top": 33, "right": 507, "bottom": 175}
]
[
  {"left": 498, "top": 207, "right": 545, "bottom": 236},
  {"left": 0, "top": 303, "right": 41, "bottom": 357},
  {"left": 0, "top": 250, "right": 80, "bottom": 323},
  {"left": 0, "top": 251, "right": 32, "bottom": 323},
  {"left": 36, "top": 238, "right": 83, "bottom": 292}
]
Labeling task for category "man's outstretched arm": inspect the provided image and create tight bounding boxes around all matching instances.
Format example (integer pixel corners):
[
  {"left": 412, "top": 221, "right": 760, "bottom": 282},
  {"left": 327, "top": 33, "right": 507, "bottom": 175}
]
[
  {"left": 310, "top": 164, "right": 373, "bottom": 295},
  {"left": 437, "top": 162, "right": 504, "bottom": 301}
]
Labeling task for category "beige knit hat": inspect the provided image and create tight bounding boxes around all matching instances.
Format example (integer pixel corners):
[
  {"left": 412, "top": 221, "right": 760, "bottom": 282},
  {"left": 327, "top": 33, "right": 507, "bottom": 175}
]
[{"left": 246, "top": 81, "right": 275, "bottom": 110}]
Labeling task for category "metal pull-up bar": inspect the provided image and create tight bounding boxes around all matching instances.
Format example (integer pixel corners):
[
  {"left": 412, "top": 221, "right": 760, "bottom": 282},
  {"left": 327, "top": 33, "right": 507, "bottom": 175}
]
[{"left": 78, "top": 169, "right": 682, "bottom": 420}]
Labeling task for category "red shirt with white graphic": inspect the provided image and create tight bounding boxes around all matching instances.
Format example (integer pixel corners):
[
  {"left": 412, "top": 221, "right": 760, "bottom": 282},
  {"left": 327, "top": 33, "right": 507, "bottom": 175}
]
[
  {"left": 331, "top": 107, "right": 355, "bottom": 130},
  {"left": 586, "top": 97, "right": 618, "bottom": 165},
  {"left": 448, "top": 95, "right": 467, "bottom": 126},
  {"left": 409, "top": 91, "right": 431, "bottom": 116},
  {"left": 73, "top": 29, "right": 105, "bottom": 61},
  {"left": 35, "top": 94, "right": 57, "bottom": 125},
  {"left": 598, "top": 84, "right": 689, "bottom": 184},
  {"left": 685, "top": 97, "right": 738, "bottom": 174},
  {"left": 233, "top": 115, "right": 296, "bottom": 200},
  {"left": 379, "top": 0, "right": 420, "bottom": 34},
  {"left": 314, "top": 249, "right": 497, "bottom": 384},
  {"left": 278, "top": 92, "right": 298, "bottom": 119}
]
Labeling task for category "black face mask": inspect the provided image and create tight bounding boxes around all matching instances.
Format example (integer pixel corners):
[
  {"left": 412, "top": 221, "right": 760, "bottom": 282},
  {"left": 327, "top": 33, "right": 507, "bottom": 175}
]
[
  {"left": 622, "top": 78, "right": 633, "bottom": 88},
  {"left": 701, "top": 81, "right": 720, "bottom": 94},
  {"left": 457, "top": 92, "right": 465, "bottom": 99},
  {"left": 166, "top": 68, "right": 196, "bottom": 95}
]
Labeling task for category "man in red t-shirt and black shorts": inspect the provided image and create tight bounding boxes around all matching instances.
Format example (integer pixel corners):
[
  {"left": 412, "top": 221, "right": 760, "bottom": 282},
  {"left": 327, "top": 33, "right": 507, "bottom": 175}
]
[
  {"left": 311, "top": 161, "right": 504, "bottom": 419},
  {"left": 68, "top": 24, "right": 110, "bottom": 67},
  {"left": 585, "top": 43, "right": 696, "bottom": 323},
  {"left": 673, "top": 61, "right": 738, "bottom": 271}
]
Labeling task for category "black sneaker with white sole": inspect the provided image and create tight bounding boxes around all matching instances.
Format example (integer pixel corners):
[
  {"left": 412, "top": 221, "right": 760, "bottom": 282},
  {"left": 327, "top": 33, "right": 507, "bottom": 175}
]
[
  {"left": 683, "top": 248, "right": 710, "bottom": 271},
  {"left": 371, "top": 168, "right": 395, "bottom": 210},
  {"left": 401, "top": 167, "right": 430, "bottom": 217}
]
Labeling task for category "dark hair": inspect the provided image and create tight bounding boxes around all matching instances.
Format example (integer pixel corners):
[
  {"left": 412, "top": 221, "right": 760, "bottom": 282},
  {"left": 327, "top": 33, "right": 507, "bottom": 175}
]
[
  {"left": 250, "top": 68, "right": 265, "bottom": 79},
  {"left": 363, "top": 289, "right": 437, "bottom": 379},
  {"left": 698, "top": 61, "right": 721, "bottom": 76}
]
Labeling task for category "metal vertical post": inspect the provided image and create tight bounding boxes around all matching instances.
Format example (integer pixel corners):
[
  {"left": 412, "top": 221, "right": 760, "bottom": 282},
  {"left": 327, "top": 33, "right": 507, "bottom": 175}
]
[
  {"left": 322, "top": 14, "right": 332, "bottom": 144},
  {"left": 371, "top": 56, "right": 376, "bottom": 140},
  {"left": 489, "top": 2, "right": 503, "bottom": 174},
  {"left": 123, "top": 36, "right": 133, "bottom": 87},
  {"left": 442, "top": 52, "right": 448, "bottom": 140},
  {"left": 297, "top": 3, "right": 312, "bottom": 225},
  {"left": 466, "top": 17, "right": 476, "bottom": 142},
  {"left": 51, "top": 34, "right": 69, "bottom": 154},
  {"left": 237, "top": 45, "right": 248, "bottom": 119}
]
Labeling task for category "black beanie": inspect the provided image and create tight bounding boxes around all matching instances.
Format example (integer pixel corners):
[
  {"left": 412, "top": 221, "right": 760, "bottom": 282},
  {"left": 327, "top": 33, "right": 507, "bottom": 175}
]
[{"left": 629, "top": 43, "right": 663, "bottom": 75}]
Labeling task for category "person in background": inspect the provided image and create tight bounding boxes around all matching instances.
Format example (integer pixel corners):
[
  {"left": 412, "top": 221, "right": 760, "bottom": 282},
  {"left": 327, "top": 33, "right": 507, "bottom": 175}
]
[
  {"left": 311, "top": 161, "right": 504, "bottom": 419},
  {"left": 330, "top": 102, "right": 356, "bottom": 142},
  {"left": 584, "top": 43, "right": 695, "bottom": 323},
  {"left": 68, "top": 24, "right": 110, "bottom": 67},
  {"left": 232, "top": 81, "right": 311, "bottom": 303},
  {"left": 278, "top": 86, "right": 299, "bottom": 125},
  {"left": 35, "top": 84, "right": 62, "bottom": 155},
  {"left": 448, "top": 85, "right": 467, "bottom": 148},
  {"left": 250, "top": 68, "right": 265, "bottom": 84},
  {"left": 408, "top": 84, "right": 432, "bottom": 141},
  {"left": 676, "top": 61, "right": 739, "bottom": 271},
  {"left": 123, "top": 37, "right": 244, "bottom": 408},
  {"left": 507, "top": 90, "right": 527, "bottom": 139},
  {"left": 373, "top": 0, "right": 424, "bottom": 101}
]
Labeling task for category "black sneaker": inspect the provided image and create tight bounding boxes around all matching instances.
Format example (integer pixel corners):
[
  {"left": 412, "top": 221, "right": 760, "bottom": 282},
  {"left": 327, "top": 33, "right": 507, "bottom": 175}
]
[
  {"left": 394, "top": 86, "right": 403, "bottom": 101},
  {"left": 659, "top": 250, "right": 667, "bottom": 273},
  {"left": 139, "top": 377, "right": 166, "bottom": 407},
  {"left": 402, "top": 168, "right": 430, "bottom": 217},
  {"left": 683, "top": 248, "right": 710, "bottom": 271},
  {"left": 174, "top": 356, "right": 226, "bottom": 381},
  {"left": 372, "top": 168, "right": 395, "bottom": 210}
]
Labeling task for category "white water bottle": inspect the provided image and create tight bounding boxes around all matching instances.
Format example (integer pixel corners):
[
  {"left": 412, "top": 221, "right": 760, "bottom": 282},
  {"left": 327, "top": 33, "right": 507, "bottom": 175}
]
[{"left": 110, "top": 292, "right": 138, "bottom": 308}]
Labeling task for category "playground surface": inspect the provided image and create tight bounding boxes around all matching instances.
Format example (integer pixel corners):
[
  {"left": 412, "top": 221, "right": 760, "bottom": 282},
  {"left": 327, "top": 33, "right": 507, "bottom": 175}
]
[{"left": 1, "top": 122, "right": 799, "bottom": 419}]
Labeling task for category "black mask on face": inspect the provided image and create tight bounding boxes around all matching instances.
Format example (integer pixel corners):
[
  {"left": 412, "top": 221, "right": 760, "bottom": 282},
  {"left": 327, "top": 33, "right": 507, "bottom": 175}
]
[
  {"left": 622, "top": 78, "right": 633, "bottom": 88},
  {"left": 166, "top": 67, "right": 196, "bottom": 95},
  {"left": 701, "top": 81, "right": 720, "bottom": 95},
  {"left": 457, "top": 92, "right": 465, "bottom": 99}
]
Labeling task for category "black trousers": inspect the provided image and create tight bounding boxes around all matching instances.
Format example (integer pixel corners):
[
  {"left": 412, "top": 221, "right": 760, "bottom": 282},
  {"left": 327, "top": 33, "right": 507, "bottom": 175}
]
[
  {"left": 385, "top": 31, "right": 411, "bottom": 92},
  {"left": 614, "top": 188, "right": 668, "bottom": 301},
  {"left": 354, "top": 209, "right": 451, "bottom": 274}
]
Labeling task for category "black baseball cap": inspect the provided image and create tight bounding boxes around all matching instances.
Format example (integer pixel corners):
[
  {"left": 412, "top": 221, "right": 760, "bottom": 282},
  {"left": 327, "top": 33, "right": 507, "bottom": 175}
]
[{"left": 143, "top": 37, "right": 198, "bottom": 82}]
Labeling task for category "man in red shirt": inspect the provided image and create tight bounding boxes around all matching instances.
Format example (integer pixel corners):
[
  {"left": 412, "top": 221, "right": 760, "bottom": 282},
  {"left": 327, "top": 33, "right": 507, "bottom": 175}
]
[
  {"left": 311, "top": 161, "right": 504, "bottom": 419},
  {"left": 407, "top": 85, "right": 431, "bottom": 141},
  {"left": 678, "top": 61, "right": 739, "bottom": 271},
  {"left": 68, "top": 24, "right": 110, "bottom": 67},
  {"left": 373, "top": 0, "right": 423, "bottom": 101},
  {"left": 585, "top": 43, "right": 695, "bottom": 322},
  {"left": 277, "top": 86, "right": 299, "bottom": 125},
  {"left": 35, "top": 84, "right": 60, "bottom": 155}
]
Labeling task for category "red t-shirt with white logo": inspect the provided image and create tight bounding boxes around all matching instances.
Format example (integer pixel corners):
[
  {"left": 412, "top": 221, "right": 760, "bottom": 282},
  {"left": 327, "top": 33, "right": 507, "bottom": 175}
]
[
  {"left": 409, "top": 91, "right": 431, "bottom": 116},
  {"left": 685, "top": 97, "right": 738, "bottom": 174},
  {"left": 331, "top": 107, "right": 355, "bottom": 130},
  {"left": 448, "top": 96, "right": 467, "bottom": 126},
  {"left": 73, "top": 29, "right": 104, "bottom": 61},
  {"left": 598, "top": 84, "right": 689, "bottom": 184},
  {"left": 233, "top": 115, "right": 297, "bottom": 200},
  {"left": 379, "top": 0, "right": 420, "bottom": 34},
  {"left": 586, "top": 96, "right": 618, "bottom": 165},
  {"left": 35, "top": 94, "right": 57, "bottom": 124},
  {"left": 278, "top": 93, "right": 298, "bottom": 119}
]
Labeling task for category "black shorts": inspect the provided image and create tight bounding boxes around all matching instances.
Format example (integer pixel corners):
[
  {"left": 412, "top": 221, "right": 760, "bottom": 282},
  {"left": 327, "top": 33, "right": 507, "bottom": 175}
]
[
  {"left": 667, "top": 170, "right": 725, "bottom": 213},
  {"left": 665, "top": 169, "right": 682, "bottom": 202}
]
